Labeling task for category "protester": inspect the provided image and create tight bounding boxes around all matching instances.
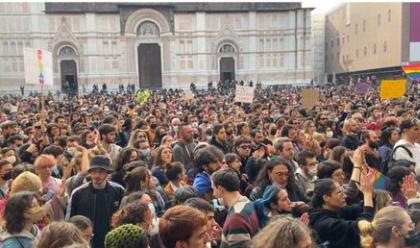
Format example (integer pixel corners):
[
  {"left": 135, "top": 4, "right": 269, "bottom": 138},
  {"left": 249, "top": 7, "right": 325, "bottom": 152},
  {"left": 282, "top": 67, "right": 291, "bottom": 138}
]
[
  {"left": 35, "top": 221, "right": 88, "bottom": 248},
  {"left": 252, "top": 216, "right": 312, "bottom": 248},
  {"left": 66, "top": 155, "right": 124, "bottom": 248}
]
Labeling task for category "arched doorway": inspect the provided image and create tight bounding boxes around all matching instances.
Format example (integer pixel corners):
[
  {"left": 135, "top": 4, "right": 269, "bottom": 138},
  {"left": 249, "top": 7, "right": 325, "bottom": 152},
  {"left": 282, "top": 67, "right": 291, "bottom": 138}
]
[
  {"left": 219, "top": 44, "right": 236, "bottom": 83},
  {"left": 137, "top": 21, "right": 162, "bottom": 89},
  {"left": 58, "top": 46, "right": 78, "bottom": 96}
]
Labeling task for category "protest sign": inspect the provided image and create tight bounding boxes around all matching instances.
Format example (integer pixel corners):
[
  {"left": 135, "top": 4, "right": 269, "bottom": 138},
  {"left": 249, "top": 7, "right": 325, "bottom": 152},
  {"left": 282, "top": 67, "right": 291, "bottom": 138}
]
[
  {"left": 24, "top": 47, "right": 53, "bottom": 86},
  {"left": 301, "top": 88, "right": 320, "bottom": 109},
  {"left": 235, "top": 86, "right": 254, "bottom": 103},
  {"left": 380, "top": 79, "right": 407, "bottom": 99},
  {"left": 355, "top": 82, "right": 371, "bottom": 94}
]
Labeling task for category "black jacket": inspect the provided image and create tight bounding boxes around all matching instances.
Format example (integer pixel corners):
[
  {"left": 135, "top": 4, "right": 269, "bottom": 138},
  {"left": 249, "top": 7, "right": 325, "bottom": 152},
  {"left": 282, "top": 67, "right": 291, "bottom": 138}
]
[
  {"left": 309, "top": 205, "right": 374, "bottom": 248},
  {"left": 209, "top": 137, "right": 229, "bottom": 154},
  {"left": 66, "top": 181, "right": 124, "bottom": 248}
]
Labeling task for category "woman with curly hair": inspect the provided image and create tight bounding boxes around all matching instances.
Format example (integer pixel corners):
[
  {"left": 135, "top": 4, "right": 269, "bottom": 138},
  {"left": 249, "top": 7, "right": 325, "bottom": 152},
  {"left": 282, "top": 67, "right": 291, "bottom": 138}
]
[
  {"left": 111, "top": 147, "right": 143, "bottom": 187},
  {"left": 252, "top": 216, "right": 313, "bottom": 248}
]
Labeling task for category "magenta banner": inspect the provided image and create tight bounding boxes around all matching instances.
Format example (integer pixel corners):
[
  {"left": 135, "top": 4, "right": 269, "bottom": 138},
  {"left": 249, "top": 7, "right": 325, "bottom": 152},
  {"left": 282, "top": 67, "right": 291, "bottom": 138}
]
[{"left": 410, "top": 3, "right": 420, "bottom": 42}]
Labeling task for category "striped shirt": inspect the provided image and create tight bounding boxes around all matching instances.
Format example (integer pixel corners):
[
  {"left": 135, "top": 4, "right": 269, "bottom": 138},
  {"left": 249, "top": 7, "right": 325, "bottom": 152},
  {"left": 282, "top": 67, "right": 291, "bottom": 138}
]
[{"left": 220, "top": 196, "right": 260, "bottom": 248}]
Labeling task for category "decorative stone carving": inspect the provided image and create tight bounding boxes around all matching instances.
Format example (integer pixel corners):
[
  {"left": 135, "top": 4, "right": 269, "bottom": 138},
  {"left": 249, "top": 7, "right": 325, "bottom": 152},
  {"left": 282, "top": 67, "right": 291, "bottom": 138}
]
[
  {"left": 58, "top": 46, "right": 76, "bottom": 56},
  {"left": 137, "top": 21, "right": 160, "bottom": 36},
  {"left": 219, "top": 44, "right": 235, "bottom": 54}
]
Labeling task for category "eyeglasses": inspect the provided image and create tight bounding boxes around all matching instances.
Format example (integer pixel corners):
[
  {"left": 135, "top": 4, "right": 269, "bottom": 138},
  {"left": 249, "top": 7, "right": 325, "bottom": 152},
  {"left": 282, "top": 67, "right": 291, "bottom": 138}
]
[{"left": 239, "top": 145, "right": 251, "bottom": 150}]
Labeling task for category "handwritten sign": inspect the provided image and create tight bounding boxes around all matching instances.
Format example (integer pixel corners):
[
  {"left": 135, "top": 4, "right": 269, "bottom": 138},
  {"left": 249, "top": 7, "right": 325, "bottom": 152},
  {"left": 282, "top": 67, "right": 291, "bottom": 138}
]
[
  {"left": 183, "top": 90, "right": 194, "bottom": 100},
  {"left": 24, "top": 47, "right": 53, "bottom": 86},
  {"left": 355, "top": 82, "right": 371, "bottom": 94},
  {"left": 380, "top": 79, "right": 407, "bottom": 99},
  {"left": 235, "top": 86, "right": 254, "bottom": 103},
  {"left": 301, "top": 88, "right": 320, "bottom": 109}
]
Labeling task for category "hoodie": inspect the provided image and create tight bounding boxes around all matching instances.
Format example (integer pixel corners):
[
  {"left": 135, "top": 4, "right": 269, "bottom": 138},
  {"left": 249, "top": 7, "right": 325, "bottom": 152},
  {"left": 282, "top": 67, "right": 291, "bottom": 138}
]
[{"left": 309, "top": 205, "right": 374, "bottom": 248}]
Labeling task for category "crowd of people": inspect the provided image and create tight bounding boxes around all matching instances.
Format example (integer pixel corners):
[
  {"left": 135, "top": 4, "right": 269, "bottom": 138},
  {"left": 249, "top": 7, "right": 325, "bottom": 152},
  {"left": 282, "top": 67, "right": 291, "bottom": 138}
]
[{"left": 0, "top": 81, "right": 419, "bottom": 248}]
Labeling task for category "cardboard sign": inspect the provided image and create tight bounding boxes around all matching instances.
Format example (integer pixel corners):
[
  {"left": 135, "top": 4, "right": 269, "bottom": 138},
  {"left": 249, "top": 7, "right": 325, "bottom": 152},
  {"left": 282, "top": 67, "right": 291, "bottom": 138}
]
[
  {"left": 235, "top": 86, "right": 254, "bottom": 103},
  {"left": 301, "top": 88, "right": 320, "bottom": 109},
  {"left": 355, "top": 82, "right": 371, "bottom": 94},
  {"left": 183, "top": 90, "right": 194, "bottom": 100},
  {"left": 380, "top": 79, "right": 407, "bottom": 99},
  {"left": 24, "top": 47, "right": 53, "bottom": 86}
]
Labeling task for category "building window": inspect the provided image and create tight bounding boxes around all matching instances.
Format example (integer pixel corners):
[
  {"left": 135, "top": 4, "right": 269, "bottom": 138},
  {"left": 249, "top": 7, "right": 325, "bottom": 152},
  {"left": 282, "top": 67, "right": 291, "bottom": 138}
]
[
  {"left": 363, "top": 19, "right": 366, "bottom": 32},
  {"left": 373, "top": 43, "right": 377, "bottom": 54},
  {"left": 331, "top": 40, "right": 334, "bottom": 48},
  {"left": 59, "top": 46, "right": 77, "bottom": 57},
  {"left": 378, "top": 14, "right": 381, "bottom": 26},
  {"left": 388, "top": 9, "right": 391, "bottom": 22},
  {"left": 383, "top": 41, "right": 387, "bottom": 52},
  {"left": 355, "top": 24, "right": 358, "bottom": 34},
  {"left": 337, "top": 38, "right": 340, "bottom": 46},
  {"left": 364, "top": 46, "right": 367, "bottom": 56},
  {"left": 337, "top": 52, "right": 340, "bottom": 59},
  {"left": 347, "top": 35, "right": 350, "bottom": 42},
  {"left": 342, "top": 55, "right": 345, "bottom": 63},
  {"left": 342, "top": 36, "right": 345, "bottom": 44}
]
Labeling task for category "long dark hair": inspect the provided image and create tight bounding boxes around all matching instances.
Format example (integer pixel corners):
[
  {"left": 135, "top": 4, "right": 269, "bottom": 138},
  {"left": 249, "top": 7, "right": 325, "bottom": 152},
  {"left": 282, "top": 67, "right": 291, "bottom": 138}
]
[
  {"left": 311, "top": 178, "right": 337, "bottom": 209},
  {"left": 255, "top": 158, "right": 298, "bottom": 192},
  {"left": 115, "top": 147, "right": 140, "bottom": 171},
  {"left": 124, "top": 166, "right": 150, "bottom": 196},
  {"left": 387, "top": 166, "right": 411, "bottom": 196},
  {"left": 4, "top": 191, "right": 37, "bottom": 234},
  {"left": 380, "top": 127, "right": 397, "bottom": 147}
]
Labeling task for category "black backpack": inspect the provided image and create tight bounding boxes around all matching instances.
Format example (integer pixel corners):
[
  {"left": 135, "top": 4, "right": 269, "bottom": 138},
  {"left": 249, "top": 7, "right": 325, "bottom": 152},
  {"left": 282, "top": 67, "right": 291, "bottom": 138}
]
[{"left": 388, "top": 145, "right": 413, "bottom": 170}]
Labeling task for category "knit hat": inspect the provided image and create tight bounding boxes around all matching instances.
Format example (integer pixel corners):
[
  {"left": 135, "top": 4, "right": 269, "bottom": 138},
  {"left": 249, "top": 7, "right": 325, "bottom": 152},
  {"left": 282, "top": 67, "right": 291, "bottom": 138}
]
[
  {"left": 11, "top": 171, "right": 42, "bottom": 195},
  {"left": 105, "top": 224, "right": 148, "bottom": 248}
]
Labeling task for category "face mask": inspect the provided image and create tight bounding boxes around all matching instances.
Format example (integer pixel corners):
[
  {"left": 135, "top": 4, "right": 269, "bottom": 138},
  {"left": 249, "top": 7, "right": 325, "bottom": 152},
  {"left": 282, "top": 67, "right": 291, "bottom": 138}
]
[
  {"left": 404, "top": 230, "right": 420, "bottom": 247},
  {"left": 173, "top": 126, "right": 179, "bottom": 134},
  {"left": 150, "top": 123, "right": 158, "bottom": 129},
  {"left": 369, "top": 142, "right": 379, "bottom": 149},
  {"left": 24, "top": 206, "right": 45, "bottom": 223},
  {"left": 191, "top": 122, "right": 198, "bottom": 128},
  {"left": 270, "top": 129, "right": 277, "bottom": 136},
  {"left": 141, "top": 148, "right": 151, "bottom": 158},
  {"left": 1, "top": 171, "right": 12, "bottom": 181},
  {"left": 5, "top": 156, "right": 16, "bottom": 164},
  {"left": 308, "top": 167, "right": 318, "bottom": 177},
  {"left": 326, "top": 131, "right": 334, "bottom": 138},
  {"left": 148, "top": 203, "right": 156, "bottom": 218}
]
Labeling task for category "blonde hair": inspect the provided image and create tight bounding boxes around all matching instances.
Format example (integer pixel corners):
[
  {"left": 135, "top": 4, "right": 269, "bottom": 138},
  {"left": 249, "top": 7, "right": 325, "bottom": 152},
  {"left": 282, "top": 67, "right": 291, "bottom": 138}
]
[
  {"left": 34, "top": 154, "right": 56, "bottom": 169},
  {"left": 252, "top": 217, "right": 312, "bottom": 248},
  {"left": 35, "top": 221, "right": 88, "bottom": 248},
  {"left": 359, "top": 206, "right": 408, "bottom": 248}
]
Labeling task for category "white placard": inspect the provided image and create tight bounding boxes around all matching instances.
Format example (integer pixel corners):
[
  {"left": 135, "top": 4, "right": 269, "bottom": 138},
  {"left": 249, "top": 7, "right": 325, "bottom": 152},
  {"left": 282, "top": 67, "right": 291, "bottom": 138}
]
[
  {"left": 235, "top": 86, "right": 254, "bottom": 103},
  {"left": 24, "top": 47, "right": 53, "bottom": 86}
]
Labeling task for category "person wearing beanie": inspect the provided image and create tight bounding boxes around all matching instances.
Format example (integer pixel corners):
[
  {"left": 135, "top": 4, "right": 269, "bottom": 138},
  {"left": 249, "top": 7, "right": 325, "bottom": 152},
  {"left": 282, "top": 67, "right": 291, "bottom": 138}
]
[
  {"left": 66, "top": 155, "right": 124, "bottom": 248},
  {"left": 10, "top": 171, "right": 42, "bottom": 195},
  {"left": 105, "top": 224, "right": 149, "bottom": 248}
]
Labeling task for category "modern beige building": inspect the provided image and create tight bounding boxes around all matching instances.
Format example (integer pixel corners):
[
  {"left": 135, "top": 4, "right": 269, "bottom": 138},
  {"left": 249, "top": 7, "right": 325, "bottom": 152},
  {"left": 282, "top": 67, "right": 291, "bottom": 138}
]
[
  {"left": 0, "top": 2, "right": 314, "bottom": 94},
  {"left": 325, "top": 2, "right": 417, "bottom": 84}
]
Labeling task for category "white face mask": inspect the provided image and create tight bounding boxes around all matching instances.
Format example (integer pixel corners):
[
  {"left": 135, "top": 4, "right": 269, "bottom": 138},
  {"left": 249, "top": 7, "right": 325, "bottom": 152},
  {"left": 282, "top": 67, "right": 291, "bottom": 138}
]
[
  {"left": 5, "top": 156, "right": 16, "bottom": 164},
  {"left": 147, "top": 203, "right": 159, "bottom": 236},
  {"left": 326, "top": 131, "right": 334, "bottom": 138},
  {"left": 308, "top": 167, "right": 318, "bottom": 177}
]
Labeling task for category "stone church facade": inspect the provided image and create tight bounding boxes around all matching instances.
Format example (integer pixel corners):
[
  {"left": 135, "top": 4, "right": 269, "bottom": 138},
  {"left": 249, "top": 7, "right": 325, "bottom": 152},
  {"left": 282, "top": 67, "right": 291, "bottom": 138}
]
[{"left": 0, "top": 2, "right": 313, "bottom": 93}]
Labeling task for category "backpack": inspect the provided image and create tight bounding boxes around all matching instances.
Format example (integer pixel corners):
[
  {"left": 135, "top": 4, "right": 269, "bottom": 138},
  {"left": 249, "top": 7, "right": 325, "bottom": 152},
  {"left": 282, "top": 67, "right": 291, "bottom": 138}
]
[{"left": 388, "top": 145, "right": 413, "bottom": 171}]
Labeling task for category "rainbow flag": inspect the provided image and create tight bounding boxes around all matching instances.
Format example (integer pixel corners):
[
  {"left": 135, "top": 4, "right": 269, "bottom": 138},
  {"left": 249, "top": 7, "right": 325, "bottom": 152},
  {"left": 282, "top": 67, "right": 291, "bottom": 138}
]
[
  {"left": 372, "top": 168, "right": 389, "bottom": 190},
  {"left": 402, "top": 63, "right": 420, "bottom": 80}
]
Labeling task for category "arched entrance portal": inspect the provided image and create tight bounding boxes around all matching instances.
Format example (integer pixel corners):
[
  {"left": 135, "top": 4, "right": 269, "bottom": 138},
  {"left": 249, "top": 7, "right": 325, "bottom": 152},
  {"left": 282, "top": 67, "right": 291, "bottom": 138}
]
[
  {"left": 138, "top": 43, "right": 162, "bottom": 89},
  {"left": 60, "top": 60, "right": 78, "bottom": 96},
  {"left": 218, "top": 44, "right": 236, "bottom": 83},
  {"left": 58, "top": 46, "right": 78, "bottom": 96},
  {"left": 220, "top": 57, "right": 235, "bottom": 83},
  {"left": 136, "top": 21, "right": 162, "bottom": 89}
]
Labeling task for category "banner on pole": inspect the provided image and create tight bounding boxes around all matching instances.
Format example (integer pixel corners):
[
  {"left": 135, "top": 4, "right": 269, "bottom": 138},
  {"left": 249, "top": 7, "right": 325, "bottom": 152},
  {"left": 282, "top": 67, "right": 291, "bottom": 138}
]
[
  {"left": 380, "top": 79, "right": 407, "bottom": 99},
  {"left": 235, "top": 86, "right": 254, "bottom": 103},
  {"left": 24, "top": 47, "right": 53, "bottom": 86},
  {"left": 301, "top": 88, "right": 320, "bottom": 109}
]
